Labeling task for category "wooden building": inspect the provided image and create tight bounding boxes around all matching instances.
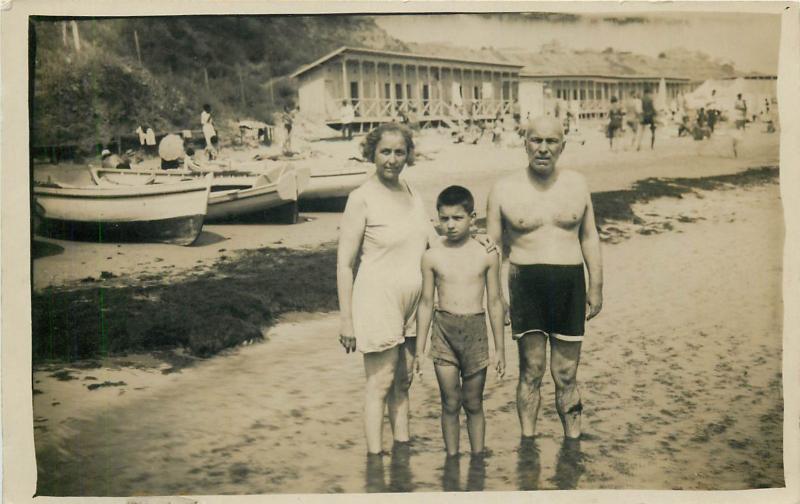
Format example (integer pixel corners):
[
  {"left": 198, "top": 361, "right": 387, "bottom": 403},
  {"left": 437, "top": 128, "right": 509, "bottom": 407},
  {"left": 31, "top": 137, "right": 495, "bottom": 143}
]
[
  {"left": 520, "top": 72, "right": 698, "bottom": 119},
  {"left": 290, "top": 47, "right": 523, "bottom": 128}
]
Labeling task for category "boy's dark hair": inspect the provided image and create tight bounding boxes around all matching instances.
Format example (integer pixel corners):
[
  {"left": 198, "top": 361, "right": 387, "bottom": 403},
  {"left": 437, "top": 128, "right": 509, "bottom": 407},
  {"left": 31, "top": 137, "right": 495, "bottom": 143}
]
[{"left": 437, "top": 185, "right": 474, "bottom": 214}]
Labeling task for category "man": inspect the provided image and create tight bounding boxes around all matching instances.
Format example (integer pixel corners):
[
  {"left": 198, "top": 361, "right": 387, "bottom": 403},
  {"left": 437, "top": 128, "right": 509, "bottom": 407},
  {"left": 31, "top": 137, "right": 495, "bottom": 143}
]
[
  {"left": 339, "top": 100, "right": 355, "bottom": 140},
  {"left": 100, "top": 149, "right": 130, "bottom": 169},
  {"left": 706, "top": 89, "right": 718, "bottom": 133},
  {"left": 487, "top": 116, "right": 603, "bottom": 440},
  {"left": 636, "top": 87, "right": 657, "bottom": 151},
  {"left": 734, "top": 93, "right": 747, "bottom": 130}
]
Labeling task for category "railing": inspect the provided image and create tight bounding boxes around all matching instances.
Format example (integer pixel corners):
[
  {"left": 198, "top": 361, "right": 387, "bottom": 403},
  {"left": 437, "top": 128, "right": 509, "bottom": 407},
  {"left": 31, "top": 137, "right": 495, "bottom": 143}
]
[{"left": 333, "top": 98, "right": 513, "bottom": 122}]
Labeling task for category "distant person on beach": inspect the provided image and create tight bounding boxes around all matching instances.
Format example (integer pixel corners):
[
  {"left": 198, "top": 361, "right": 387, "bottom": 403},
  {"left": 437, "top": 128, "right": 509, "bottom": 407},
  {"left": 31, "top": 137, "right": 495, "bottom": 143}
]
[
  {"left": 624, "top": 92, "right": 641, "bottom": 148},
  {"left": 734, "top": 93, "right": 748, "bottom": 130},
  {"left": 100, "top": 149, "right": 130, "bottom": 169},
  {"left": 636, "top": 87, "right": 657, "bottom": 151},
  {"left": 706, "top": 89, "right": 718, "bottom": 134},
  {"left": 414, "top": 185, "right": 506, "bottom": 457},
  {"left": 145, "top": 126, "right": 157, "bottom": 155},
  {"left": 183, "top": 147, "right": 202, "bottom": 171},
  {"left": 487, "top": 115, "right": 603, "bottom": 441},
  {"left": 201, "top": 104, "right": 218, "bottom": 159},
  {"left": 340, "top": 100, "right": 355, "bottom": 140},
  {"left": 282, "top": 104, "right": 296, "bottom": 154},
  {"left": 606, "top": 96, "right": 624, "bottom": 151},
  {"left": 135, "top": 125, "right": 147, "bottom": 148}
]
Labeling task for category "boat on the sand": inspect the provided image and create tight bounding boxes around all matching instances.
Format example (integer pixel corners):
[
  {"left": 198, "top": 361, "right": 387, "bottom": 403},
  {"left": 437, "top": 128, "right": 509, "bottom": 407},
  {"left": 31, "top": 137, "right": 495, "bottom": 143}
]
[
  {"left": 300, "top": 165, "right": 372, "bottom": 201},
  {"left": 90, "top": 163, "right": 311, "bottom": 223},
  {"left": 33, "top": 173, "right": 212, "bottom": 246}
]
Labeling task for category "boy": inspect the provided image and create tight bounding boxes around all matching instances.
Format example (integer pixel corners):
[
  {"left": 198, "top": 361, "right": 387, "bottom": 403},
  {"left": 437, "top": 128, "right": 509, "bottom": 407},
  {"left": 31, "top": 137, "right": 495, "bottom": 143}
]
[{"left": 414, "top": 185, "right": 506, "bottom": 457}]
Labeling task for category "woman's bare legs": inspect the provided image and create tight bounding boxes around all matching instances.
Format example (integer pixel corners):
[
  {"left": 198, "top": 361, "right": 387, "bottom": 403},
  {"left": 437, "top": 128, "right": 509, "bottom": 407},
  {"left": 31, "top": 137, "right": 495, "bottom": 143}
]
[
  {"left": 363, "top": 346, "right": 399, "bottom": 454},
  {"left": 387, "top": 337, "right": 416, "bottom": 443}
]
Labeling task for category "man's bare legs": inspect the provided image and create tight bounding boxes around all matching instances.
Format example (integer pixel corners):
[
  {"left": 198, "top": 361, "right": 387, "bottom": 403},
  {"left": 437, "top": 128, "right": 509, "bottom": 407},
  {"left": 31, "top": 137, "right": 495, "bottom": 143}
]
[
  {"left": 387, "top": 337, "right": 416, "bottom": 443},
  {"left": 550, "top": 337, "right": 583, "bottom": 439},
  {"left": 516, "top": 332, "right": 548, "bottom": 438}
]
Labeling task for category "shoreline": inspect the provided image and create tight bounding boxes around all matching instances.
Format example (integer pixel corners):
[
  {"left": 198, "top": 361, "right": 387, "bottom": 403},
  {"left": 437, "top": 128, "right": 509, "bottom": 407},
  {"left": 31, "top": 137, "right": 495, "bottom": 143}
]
[
  {"left": 33, "top": 178, "right": 784, "bottom": 493},
  {"left": 31, "top": 165, "right": 779, "bottom": 366}
]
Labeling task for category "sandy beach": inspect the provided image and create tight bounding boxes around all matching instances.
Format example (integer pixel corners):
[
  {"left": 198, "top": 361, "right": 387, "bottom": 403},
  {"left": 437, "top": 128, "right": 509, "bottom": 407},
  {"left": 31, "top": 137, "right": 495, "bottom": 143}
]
[
  {"left": 31, "top": 122, "right": 784, "bottom": 494},
  {"left": 32, "top": 123, "right": 779, "bottom": 290}
]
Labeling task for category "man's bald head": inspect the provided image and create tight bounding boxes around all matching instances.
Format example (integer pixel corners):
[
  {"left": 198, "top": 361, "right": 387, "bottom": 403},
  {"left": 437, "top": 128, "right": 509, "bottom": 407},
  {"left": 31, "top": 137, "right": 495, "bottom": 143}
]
[
  {"left": 525, "top": 116, "right": 565, "bottom": 142},
  {"left": 523, "top": 115, "right": 565, "bottom": 177}
]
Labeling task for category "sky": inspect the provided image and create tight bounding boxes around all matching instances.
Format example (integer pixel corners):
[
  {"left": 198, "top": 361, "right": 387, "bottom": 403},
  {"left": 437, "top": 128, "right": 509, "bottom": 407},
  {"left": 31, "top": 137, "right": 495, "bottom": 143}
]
[{"left": 374, "top": 12, "right": 780, "bottom": 74}]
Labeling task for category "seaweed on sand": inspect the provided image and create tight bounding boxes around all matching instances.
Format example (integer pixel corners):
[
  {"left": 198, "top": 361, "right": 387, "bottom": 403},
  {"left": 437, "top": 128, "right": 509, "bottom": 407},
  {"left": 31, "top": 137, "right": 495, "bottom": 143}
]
[{"left": 32, "top": 245, "right": 338, "bottom": 364}]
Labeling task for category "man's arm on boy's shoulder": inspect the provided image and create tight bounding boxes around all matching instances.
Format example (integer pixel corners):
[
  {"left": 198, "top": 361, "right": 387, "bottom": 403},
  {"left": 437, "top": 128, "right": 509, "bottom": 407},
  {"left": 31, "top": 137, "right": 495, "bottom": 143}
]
[
  {"left": 414, "top": 250, "right": 437, "bottom": 376},
  {"left": 485, "top": 250, "right": 506, "bottom": 378}
]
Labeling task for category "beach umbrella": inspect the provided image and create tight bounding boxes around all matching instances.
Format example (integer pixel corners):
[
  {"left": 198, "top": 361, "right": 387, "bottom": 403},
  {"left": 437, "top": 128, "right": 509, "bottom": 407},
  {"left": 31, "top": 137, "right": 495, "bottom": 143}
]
[{"left": 158, "top": 133, "right": 184, "bottom": 161}]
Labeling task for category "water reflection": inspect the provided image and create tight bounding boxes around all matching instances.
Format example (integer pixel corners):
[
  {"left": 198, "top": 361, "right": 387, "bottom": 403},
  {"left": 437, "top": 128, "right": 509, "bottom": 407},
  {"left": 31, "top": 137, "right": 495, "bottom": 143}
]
[
  {"left": 442, "top": 454, "right": 461, "bottom": 491},
  {"left": 516, "top": 436, "right": 542, "bottom": 490},
  {"left": 388, "top": 442, "right": 414, "bottom": 492},
  {"left": 552, "top": 438, "right": 585, "bottom": 490},
  {"left": 365, "top": 453, "right": 386, "bottom": 493},
  {"left": 466, "top": 454, "right": 486, "bottom": 491}
]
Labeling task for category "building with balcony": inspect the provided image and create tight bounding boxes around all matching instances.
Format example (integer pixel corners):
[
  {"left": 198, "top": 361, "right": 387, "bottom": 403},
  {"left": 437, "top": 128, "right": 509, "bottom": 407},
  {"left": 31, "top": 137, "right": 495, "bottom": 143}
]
[{"left": 290, "top": 46, "right": 523, "bottom": 130}]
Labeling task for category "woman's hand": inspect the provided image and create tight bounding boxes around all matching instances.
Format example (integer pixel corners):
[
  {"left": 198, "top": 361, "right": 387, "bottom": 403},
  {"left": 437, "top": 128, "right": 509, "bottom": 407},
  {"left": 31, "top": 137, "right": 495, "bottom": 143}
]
[{"left": 339, "top": 321, "right": 357, "bottom": 354}]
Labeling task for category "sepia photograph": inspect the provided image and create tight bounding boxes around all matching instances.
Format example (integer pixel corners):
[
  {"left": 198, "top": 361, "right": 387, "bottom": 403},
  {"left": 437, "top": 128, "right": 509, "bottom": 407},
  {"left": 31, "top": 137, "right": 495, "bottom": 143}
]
[{"left": 3, "top": 2, "right": 799, "bottom": 502}]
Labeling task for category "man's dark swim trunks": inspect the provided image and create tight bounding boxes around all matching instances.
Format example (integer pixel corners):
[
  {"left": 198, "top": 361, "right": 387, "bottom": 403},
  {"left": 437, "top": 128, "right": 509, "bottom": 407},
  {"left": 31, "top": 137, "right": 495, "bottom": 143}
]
[{"left": 509, "top": 263, "right": 586, "bottom": 342}]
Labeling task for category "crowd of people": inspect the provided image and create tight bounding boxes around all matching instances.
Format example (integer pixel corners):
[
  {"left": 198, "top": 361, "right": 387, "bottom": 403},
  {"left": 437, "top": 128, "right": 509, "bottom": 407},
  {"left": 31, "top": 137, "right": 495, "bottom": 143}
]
[{"left": 337, "top": 118, "right": 602, "bottom": 461}]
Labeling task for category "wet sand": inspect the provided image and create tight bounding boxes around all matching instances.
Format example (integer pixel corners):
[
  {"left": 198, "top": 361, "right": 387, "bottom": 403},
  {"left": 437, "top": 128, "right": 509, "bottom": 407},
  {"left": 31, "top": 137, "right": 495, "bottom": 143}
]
[
  {"left": 32, "top": 123, "right": 779, "bottom": 291},
  {"left": 33, "top": 181, "right": 784, "bottom": 494}
]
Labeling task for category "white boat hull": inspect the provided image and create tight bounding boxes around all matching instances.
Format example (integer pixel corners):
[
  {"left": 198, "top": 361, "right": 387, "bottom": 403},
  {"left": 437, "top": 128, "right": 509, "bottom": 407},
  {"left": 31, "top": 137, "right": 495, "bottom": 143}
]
[
  {"left": 300, "top": 166, "right": 371, "bottom": 200},
  {"left": 34, "top": 174, "right": 212, "bottom": 246},
  {"left": 91, "top": 164, "right": 311, "bottom": 222}
]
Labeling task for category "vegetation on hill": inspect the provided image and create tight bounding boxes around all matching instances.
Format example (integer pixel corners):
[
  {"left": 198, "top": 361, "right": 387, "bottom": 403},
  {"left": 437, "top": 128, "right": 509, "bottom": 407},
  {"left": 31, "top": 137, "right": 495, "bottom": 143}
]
[{"left": 31, "top": 16, "right": 407, "bottom": 151}]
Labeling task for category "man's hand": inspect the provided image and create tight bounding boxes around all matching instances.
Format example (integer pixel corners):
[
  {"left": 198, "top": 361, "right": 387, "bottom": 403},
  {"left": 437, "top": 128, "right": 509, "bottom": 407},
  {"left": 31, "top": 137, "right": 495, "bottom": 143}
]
[
  {"left": 586, "top": 287, "right": 603, "bottom": 320},
  {"left": 503, "top": 298, "right": 511, "bottom": 326},
  {"left": 472, "top": 234, "right": 498, "bottom": 254},
  {"left": 495, "top": 354, "right": 506, "bottom": 380},
  {"left": 338, "top": 321, "right": 357, "bottom": 353},
  {"left": 412, "top": 357, "right": 422, "bottom": 381}
]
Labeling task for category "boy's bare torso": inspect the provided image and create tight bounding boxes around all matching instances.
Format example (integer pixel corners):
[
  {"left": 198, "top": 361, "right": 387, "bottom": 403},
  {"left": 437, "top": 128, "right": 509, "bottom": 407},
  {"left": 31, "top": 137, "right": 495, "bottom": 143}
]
[
  {"left": 429, "top": 239, "right": 491, "bottom": 315},
  {"left": 497, "top": 169, "right": 588, "bottom": 265}
]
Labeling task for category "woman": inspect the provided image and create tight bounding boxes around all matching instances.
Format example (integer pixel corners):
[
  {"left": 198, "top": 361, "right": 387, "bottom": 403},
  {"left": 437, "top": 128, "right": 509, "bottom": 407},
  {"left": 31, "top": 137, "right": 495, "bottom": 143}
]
[
  {"left": 201, "top": 104, "right": 218, "bottom": 159},
  {"left": 337, "top": 123, "right": 436, "bottom": 455}
]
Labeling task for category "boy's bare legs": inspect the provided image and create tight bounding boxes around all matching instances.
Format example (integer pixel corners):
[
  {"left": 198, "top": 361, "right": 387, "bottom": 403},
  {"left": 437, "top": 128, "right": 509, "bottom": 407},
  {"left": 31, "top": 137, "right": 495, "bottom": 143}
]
[
  {"left": 387, "top": 337, "right": 416, "bottom": 443},
  {"left": 434, "top": 364, "right": 462, "bottom": 456},
  {"left": 462, "top": 368, "right": 488, "bottom": 455},
  {"left": 550, "top": 337, "right": 583, "bottom": 439},
  {"left": 363, "top": 346, "right": 400, "bottom": 454},
  {"left": 516, "top": 332, "right": 548, "bottom": 438}
]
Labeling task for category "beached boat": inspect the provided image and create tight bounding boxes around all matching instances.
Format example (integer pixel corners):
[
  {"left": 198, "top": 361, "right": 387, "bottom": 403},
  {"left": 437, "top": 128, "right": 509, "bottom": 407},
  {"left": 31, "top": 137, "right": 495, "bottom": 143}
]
[
  {"left": 90, "top": 163, "right": 310, "bottom": 223},
  {"left": 300, "top": 165, "right": 372, "bottom": 200},
  {"left": 33, "top": 174, "right": 212, "bottom": 246}
]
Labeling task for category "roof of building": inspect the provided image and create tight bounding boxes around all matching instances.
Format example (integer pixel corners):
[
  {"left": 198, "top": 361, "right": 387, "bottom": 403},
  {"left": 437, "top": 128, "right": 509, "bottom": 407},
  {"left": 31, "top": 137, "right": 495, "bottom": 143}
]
[{"left": 290, "top": 46, "right": 524, "bottom": 79}]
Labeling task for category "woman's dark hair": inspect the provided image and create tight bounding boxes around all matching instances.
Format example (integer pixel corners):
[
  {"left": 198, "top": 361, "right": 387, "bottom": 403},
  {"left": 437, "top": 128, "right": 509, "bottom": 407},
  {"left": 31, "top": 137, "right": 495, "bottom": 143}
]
[
  {"left": 361, "top": 123, "right": 415, "bottom": 166},
  {"left": 203, "top": 104, "right": 211, "bottom": 112}
]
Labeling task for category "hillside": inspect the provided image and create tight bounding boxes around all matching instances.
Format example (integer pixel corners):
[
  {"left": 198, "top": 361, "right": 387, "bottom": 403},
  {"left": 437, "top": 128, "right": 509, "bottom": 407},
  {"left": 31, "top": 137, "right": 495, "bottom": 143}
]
[{"left": 31, "top": 15, "right": 407, "bottom": 151}]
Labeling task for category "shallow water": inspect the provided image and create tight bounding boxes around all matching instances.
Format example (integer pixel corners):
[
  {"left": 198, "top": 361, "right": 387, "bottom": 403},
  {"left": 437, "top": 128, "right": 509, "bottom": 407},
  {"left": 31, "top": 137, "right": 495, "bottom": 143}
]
[{"left": 34, "top": 184, "right": 784, "bottom": 495}]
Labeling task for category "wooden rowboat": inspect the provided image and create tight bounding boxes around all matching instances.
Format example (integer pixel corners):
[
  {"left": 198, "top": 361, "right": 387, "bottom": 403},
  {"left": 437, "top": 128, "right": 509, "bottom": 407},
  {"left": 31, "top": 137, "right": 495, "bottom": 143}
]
[
  {"left": 300, "top": 165, "right": 372, "bottom": 201},
  {"left": 90, "top": 163, "right": 310, "bottom": 223},
  {"left": 33, "top": 173, "right": 212, "bottom": 246}
]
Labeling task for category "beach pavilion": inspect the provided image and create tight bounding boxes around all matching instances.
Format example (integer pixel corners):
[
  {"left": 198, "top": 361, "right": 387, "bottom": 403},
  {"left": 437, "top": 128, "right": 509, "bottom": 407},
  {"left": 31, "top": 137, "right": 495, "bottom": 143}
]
[{"left": 290, "top": 46, "right": 524, "bottom": 130}]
